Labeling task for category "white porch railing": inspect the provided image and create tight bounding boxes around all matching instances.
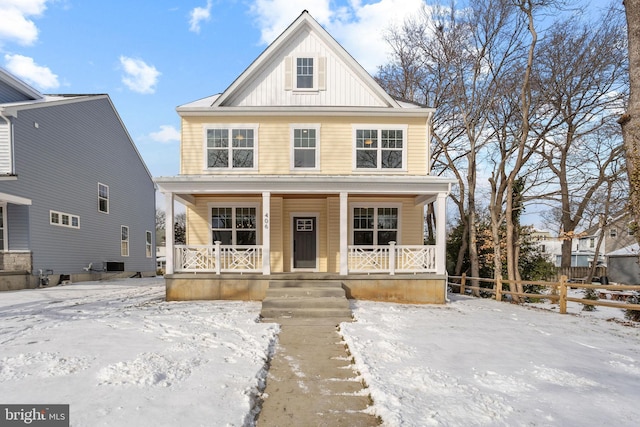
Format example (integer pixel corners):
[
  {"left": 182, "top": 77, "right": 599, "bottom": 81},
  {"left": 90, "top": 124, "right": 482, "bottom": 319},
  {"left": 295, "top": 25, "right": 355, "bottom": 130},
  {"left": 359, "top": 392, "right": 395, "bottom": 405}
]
[
  {"left": 348, "top": 242, "right": 437, "bottom": 274},
  {"left": 175, "top": 243, "right": 263, "bottom": 273},
  {"left": 174, "top": 242, "right": 436, "bottom": 274}
]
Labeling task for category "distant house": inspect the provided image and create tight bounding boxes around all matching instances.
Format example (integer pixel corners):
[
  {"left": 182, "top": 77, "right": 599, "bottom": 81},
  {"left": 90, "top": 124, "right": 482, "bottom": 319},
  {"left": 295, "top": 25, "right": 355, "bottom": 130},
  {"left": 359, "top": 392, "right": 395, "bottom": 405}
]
[
  {"left": 155, "top": 11, "right": 455, "bottom": 303},
  {"left": 0, "top": 68, "right": 156, "bottom": 290}
]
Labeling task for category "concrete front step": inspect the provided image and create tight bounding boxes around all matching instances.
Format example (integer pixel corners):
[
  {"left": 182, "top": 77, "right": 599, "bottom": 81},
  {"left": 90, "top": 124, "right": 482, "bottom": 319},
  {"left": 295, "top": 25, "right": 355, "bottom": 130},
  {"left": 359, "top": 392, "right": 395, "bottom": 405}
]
[
  {"left": 261, "top": 280, "right": 351, "bottom": 319},
  {"left": 265, "top": 287, "right": 346, "bottom": 298},
  {"left": 268, "top": 280, "right": 344, "bottom": 289},
  {"left": 260, "top": 307, "right": 353, "bottom": 319}
]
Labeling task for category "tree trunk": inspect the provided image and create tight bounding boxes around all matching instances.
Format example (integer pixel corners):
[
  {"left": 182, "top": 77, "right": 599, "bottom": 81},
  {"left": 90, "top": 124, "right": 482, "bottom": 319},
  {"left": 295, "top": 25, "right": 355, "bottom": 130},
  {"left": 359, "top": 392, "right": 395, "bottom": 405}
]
[{"left": 622, "top": 0, "right": 640, "bottom": 244}]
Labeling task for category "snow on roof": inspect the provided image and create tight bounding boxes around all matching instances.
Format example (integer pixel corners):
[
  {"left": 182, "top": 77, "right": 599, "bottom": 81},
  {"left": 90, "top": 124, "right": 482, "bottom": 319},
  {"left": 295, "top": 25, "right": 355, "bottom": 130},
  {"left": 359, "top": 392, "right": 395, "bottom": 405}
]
[{"left": 607, "top": 243, "right": 640, "bottom": 256}]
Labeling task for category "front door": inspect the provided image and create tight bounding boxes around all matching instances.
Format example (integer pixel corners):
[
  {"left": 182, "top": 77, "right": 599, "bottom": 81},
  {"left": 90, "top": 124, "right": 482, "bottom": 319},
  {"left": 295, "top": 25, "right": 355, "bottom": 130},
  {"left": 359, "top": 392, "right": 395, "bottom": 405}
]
[{"left": 293, "top": 216, "right": 317, "bottom": 269}]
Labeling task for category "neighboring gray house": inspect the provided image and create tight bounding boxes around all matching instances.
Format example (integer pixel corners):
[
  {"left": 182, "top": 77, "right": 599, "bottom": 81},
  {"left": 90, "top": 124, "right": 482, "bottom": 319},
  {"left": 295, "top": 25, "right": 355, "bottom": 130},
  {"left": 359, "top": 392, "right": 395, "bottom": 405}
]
[
  {"left": 0, "top": 68, "right": 156, "bottom": 290},
  {"left": 607, "top": 244, "right": 640, "bottom": 285}
]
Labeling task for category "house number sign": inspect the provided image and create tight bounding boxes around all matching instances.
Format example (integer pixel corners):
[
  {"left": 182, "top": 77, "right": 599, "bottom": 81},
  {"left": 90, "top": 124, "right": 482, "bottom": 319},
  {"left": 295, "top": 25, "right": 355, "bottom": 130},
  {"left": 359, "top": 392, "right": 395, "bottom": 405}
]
[{"left": 264, "top": 213, "right": 269, "bottom": 230}]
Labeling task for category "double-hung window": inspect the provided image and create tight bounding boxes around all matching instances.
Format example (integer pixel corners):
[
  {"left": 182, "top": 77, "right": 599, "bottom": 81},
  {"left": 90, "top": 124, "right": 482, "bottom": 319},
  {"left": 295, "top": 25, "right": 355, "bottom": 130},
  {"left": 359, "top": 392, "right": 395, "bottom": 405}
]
[
  {"left": 354, "top": 126, "right": 407, "bottom": 170},
  {"left": 297, "top": 57, "right": 314, "bottom": 89},
  {"left": 292, "top": 126, "right": 319, "bottom": 169},
  {"left": 353, "top": 206, "right": 399, "bottom": 245},
  {"left": 146, "top": 231, "right": 152, "bottom": 258},
  {"left": 121, "top": 226, "right": 129, "bottom": 257},
  {"left": 206, "top": 126, "right": 257, "bottom": 169},
  {"left": 98, "top": 183, "right": 109, "bottom": 213},
  {"left": 211, "top": 206, "right": 257, "bottom": 245}
]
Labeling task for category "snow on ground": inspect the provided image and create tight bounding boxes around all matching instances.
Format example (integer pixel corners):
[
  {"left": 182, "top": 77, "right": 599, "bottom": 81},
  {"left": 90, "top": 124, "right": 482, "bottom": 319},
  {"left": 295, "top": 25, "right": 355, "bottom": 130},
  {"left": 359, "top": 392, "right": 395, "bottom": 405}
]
[
  {"left": 0, "top": 278, "right": 278, "bottom": 427},
  {"left": 342, "top": 294, "right": 640, "bottom": 426},
  {"left": 1, "top": 278, "right": 639, "bottom": 427}
]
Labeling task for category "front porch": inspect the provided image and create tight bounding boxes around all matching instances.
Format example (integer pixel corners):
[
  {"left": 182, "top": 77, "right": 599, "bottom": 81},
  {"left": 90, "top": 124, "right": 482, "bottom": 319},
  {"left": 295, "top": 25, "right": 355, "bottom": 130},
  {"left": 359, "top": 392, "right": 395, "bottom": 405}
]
[{"left": 165, "top": 272, "right": 448, "bottom": 304}]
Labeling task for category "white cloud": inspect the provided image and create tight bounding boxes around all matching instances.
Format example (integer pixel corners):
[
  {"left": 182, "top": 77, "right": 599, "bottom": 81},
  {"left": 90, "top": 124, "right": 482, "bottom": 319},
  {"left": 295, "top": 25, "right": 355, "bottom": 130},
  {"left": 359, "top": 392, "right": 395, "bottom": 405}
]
[
  {"left": 0, "top": 0, "right": 48, "bottom": 45},
  {"left": 119, "top": 56, "right": 161, "bottom": 94},
  {"left": 149, "top": 125, "right": 180, "bottom": 143},
  {"left": 4, "top": 53, "right": 59, "bottom": 90},
  {"left": 249, "top": 0, "right": 425, "bottom": 73},
  {"left": 189, "top": 0, "right": 212, "bottom": 33}
]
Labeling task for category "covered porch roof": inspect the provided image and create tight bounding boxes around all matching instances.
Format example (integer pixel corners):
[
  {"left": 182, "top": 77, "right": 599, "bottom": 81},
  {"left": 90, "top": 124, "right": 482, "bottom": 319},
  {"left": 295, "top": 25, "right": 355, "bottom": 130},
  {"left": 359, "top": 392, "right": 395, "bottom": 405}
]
[{"left": 154, "top": 174, "right": 455, "bottom": 206}]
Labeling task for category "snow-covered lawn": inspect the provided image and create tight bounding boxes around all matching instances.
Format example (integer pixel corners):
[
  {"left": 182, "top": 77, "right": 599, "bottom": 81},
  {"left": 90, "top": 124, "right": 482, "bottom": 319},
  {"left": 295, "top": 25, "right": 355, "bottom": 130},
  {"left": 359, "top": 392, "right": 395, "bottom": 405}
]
[
  {"left": 1, "top": 278, "right": 639, "bottom": 426},
  {"left": 0, "top": 278, "right": 278, "bottom": 427}
]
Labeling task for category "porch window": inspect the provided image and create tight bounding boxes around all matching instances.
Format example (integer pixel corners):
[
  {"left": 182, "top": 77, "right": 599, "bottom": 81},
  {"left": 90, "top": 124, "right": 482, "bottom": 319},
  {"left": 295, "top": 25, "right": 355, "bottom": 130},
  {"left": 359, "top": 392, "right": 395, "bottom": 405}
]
[
  {"left": 211, "top": 207, "right": 257, "bottom": 245},
  {"left": 121, "top": 225, "right": 129, "bottom": 257},
  {"left": 353, "top": 207, "right": 398, "bottom": 245},
  {"left": 354, "top": 126, "right": 406, "bottom": 170},
  {"left": 292, "top": 126, "right": 319, "bottom": 169},
  {"left": 206, "top": 126, "right": 256, "bottom": 169}
]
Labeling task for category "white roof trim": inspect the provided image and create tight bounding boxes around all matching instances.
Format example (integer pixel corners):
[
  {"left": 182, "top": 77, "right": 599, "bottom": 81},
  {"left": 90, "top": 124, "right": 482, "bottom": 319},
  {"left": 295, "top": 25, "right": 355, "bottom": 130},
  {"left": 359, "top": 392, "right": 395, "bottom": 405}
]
[
  {"left": 155, "top": 174, "right": 454, "bottom": 196},
  {"left": 0, "top": 68, "right": 43, "bottom": 101},
  {"left": 0, "top": 191, "right": 32, "bottom": 205},
  {"left": 210, "top": 10, "right": 400, "bottom": 109}
]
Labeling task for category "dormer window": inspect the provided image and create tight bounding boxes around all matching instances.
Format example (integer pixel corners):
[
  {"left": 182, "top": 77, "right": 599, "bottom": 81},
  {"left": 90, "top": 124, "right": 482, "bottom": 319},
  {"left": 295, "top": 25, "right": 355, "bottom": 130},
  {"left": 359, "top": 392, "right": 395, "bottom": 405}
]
[
  {"left": 297, "top": 57, "right": 314, "bottom": 89},
  {"left": 285, "top": 56, "right": 326, "bottom": 91}
]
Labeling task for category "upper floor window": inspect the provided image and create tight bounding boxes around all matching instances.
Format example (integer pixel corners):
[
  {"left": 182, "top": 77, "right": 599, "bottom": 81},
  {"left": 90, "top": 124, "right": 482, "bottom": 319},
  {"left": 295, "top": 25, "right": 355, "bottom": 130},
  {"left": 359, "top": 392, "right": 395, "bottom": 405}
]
[
  {"left": 98, "top": 183, "right": 109, "bottom": 213},
  {"left": 297, "top": 57, "right": 314, "bottom": 89},
  {"left": 292, "top": 126, "right": 319, "bottom": 169},
  {"left": 206, "top": 126, "right": 257, "bottom": 170},
  {"left": 610, "top": 228, "right": 617, "bottom": 238},
  {"left": 352, "top": 206, "right": 399, "bottom": 245},
  {"left": 285, "top": 56, "right": 325, "bottom": 91},
  {"left": 354, "top": 126, "right": 407, "bottom": 170}
]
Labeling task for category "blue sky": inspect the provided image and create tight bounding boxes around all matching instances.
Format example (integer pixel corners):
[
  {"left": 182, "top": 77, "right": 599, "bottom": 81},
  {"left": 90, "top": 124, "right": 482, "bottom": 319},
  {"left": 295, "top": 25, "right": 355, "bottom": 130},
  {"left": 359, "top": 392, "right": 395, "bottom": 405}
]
[
  {"left": 0, "top": 0, "right": 428, "bottom": 179},
  {"left": 0, "top": 0, "right": 617, "bottom": 188}
]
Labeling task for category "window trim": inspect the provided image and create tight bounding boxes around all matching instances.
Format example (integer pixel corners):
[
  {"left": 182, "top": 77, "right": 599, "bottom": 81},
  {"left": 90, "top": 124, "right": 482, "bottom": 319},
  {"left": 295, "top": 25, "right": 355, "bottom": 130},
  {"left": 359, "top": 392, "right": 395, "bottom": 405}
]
[
  {"left": 352, "top": 125, "right": 408, "bottom": 172},
  {"left": 290, "top": 124, "right": 320, "bottom": 171},
  {"left": 203, "top": 124, "right": 259, "bottom": 171},
  {"left": 208, "top": 202, "right": 261, "bottom": 245},
  {"left": 121, "top": 225, "right": 129, "bottom": 257},
  {"left": 146, "top": 230, "right": 153, "bottom": 258},
  {"left": 50, "top": 210, "right": 80, "bottom": 229},
  {"left": 349, "top": 202, "right": 402, "bottom": 245},
  {"left": 294, "top": 55, "right": 317, "bottom": 91},
  {"left": 98, "top": 183, "right": 109, "bottom": 214}
]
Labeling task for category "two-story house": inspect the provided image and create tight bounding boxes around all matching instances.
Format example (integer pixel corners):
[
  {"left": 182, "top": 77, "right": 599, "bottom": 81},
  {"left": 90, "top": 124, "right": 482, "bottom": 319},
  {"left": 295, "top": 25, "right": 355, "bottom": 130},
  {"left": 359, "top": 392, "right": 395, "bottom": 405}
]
[
  {"left": 0, "top": 68, "right": 156, "bottom": 290},
  {"left": 155, "top": 11, "right": 455, "bottom": 303}
]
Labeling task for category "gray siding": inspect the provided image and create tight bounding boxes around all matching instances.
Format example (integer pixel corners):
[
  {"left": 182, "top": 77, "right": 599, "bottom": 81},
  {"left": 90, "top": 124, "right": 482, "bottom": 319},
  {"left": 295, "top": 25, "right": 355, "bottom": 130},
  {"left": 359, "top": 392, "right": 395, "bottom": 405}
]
[
  {"left": 7, "top": 204, "right": 29, "bottom": 250},
  {"left": 0, "top": 80, "right": 33, "bottom": 103},
  {"left": 0, "top": 97, "right": 155, "bottom": 275},
  {"left": 607, "top": 256, "right": 640, "bottom": 285}
]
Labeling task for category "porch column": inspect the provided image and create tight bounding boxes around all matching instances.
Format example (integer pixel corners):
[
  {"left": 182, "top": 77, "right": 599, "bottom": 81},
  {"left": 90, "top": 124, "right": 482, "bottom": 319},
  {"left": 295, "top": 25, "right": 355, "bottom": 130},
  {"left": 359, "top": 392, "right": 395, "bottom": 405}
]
[
  {"left": 164, "top": 192, "right": 175, "bottom": 275},
  {"left": 262, "top": 191, "right": 271, "bottom": 275},
  {"left": 339, "top": 192, "right": 348, "bottom": 275},
  {"left": 436, "top": 192, "right": 447, "bottom": 275}
]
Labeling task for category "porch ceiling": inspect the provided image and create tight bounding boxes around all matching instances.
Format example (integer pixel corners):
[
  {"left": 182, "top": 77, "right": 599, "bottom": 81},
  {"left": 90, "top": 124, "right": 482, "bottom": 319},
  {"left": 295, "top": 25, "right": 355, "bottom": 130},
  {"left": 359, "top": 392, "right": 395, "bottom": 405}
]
[{"left": 155, "top": 174, "right": 454, "bottom": 199}]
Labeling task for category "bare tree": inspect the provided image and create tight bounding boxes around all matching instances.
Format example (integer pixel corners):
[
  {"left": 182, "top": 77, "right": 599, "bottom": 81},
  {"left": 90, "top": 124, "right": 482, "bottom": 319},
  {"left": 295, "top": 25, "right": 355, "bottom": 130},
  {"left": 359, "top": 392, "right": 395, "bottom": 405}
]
[
  {"left": 621, "top": 0, "right": 640, "bottom": 242},
  {"left": 533, "top": 10, "right": 627, "bottom": 268}
]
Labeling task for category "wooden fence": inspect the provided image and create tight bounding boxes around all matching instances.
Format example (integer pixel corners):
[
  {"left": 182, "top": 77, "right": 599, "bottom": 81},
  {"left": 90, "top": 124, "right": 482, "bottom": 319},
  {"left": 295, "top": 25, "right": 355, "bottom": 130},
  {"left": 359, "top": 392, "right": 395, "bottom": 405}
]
[{"left": 448, "top": 274, "right": 640, "bottom": 314}]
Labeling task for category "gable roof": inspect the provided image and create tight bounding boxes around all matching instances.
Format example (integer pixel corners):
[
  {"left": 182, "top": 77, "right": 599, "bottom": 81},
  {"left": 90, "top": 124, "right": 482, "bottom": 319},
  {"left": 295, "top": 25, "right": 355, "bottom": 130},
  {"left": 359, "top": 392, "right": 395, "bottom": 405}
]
[
  {"left": 0, "top": 68, "right": 43, "bottom": 102},
  {"left": 178, "top": 10, "right": 426, "bottom": 115}
]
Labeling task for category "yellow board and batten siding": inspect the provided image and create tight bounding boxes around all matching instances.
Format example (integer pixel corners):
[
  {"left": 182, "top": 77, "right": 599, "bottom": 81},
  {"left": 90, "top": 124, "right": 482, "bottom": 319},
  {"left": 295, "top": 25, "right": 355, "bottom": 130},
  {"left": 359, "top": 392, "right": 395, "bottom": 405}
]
[{"left": 180, "top": 116, "right": 428, "bottom": 175}]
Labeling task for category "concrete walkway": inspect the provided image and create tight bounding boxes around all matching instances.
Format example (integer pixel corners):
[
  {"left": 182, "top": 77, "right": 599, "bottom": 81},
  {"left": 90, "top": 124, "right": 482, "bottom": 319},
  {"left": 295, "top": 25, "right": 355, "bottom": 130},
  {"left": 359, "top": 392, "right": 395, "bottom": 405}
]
[{"left": 257, "top": 317, "right": 380, "bottom": 426}]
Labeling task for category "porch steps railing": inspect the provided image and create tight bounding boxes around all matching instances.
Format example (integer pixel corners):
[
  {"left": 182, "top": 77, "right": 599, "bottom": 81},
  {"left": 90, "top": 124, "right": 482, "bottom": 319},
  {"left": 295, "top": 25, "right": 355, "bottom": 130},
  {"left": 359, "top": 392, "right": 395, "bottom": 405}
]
[{"left": 260, "top": 281, "right": 352, "bottom": 319}]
